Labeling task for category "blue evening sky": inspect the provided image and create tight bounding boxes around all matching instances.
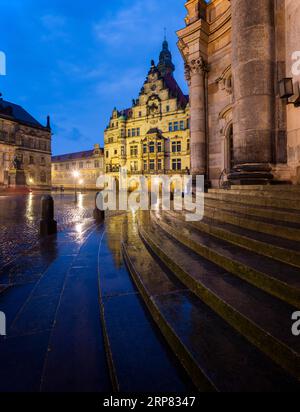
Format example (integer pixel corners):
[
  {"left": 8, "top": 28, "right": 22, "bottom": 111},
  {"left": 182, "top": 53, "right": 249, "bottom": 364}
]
[{"left": 0, "top": 0, "right": 189, "bottom": 155}]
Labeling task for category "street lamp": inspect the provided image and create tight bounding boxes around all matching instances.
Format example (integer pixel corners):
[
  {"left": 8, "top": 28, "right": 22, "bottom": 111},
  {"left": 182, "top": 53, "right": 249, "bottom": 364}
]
[{"left": 73, "top": 171, "right": 80, "bottom": 202}]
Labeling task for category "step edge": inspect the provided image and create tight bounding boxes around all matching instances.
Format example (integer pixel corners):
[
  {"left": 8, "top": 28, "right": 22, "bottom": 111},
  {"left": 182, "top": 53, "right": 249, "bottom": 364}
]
[{"left": 141, "top": 223, "right": 300, "bottom": 380}]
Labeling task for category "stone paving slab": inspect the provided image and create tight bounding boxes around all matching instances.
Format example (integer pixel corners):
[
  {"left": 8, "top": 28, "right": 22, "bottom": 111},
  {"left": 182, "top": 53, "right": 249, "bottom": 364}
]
[
  {"left": 0, "top": 223, "right": 111, "bottom": 392},
  {"left": 98, "top": 214, "right": 194, "bottom": 392},
  {"left": 41, "top": 228, "right": 111, "bottom": 392}
]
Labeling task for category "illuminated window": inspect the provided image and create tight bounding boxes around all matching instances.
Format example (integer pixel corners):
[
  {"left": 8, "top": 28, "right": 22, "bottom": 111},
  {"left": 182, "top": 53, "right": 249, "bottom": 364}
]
[
  {"left": 172, "top": 159, "right": 182, "bottom": 171},
  {"left": 149, "top": 159, "right": 155, "bottom": 170}
]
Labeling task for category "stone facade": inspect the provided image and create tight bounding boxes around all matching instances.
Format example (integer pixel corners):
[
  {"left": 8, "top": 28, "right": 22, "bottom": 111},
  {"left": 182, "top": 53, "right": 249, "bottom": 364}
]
[
  {"left": 51, "top": 144, "right": 104, "bottom": 190},
  {"left": 177, "top": 0, "right": 300, "bottom": 186},
  {"left": 104, "top": 40, "right": 191, "bottom": 180},
  {"left": 0, "top": 96, "right": 52, "bottom": 190},
  {"left": 285, "top": 0, "right": 300, "bottom": 183}
]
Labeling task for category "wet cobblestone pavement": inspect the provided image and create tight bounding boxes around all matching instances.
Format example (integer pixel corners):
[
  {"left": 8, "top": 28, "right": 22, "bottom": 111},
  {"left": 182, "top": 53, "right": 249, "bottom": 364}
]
[
  {"left": 0, "top": 192, "right": 95, "bottom": 269},
  {"left": 0, "top": 207, "right": 193, "bottom": 392}
]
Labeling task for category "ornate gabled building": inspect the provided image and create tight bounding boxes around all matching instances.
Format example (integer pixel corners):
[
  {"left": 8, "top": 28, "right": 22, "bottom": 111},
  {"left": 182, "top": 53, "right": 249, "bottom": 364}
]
[
  {"left": 104, "top": 39, "right": 191, "bottom": 179},
  {"left": 0, "top": 95, "right": 52, "bottom": 190},
  {"left": 177, "top": 0, "right": 300, "bottom": 186}
]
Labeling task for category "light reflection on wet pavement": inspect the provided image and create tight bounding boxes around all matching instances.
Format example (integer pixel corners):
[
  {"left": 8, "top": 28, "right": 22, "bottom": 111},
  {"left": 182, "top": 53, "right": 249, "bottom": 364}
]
[{"left": 0, "top": 192, "right": 95, "bottom": 269}]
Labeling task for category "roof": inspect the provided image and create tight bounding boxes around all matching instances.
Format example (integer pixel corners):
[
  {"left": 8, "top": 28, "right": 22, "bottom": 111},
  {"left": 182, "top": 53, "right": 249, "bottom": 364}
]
[
  {"left": 52, "top": 150, "right": 96, "bottom": 163},
  {"left": 163, "top": 74, "right": 189, "bottom": 108},
  {"left": 147, "top": 128, "right": 162, "bottom": 135},
  {"left": 0, "top": 98, "right": 47, "bottom": 129},
  {"left": 118, "top": 74, "right": 189, "bottom": 119}
]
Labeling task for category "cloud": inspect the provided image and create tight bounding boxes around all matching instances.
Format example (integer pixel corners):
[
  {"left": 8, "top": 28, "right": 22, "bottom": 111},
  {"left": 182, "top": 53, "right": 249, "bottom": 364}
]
[
  {"left": 40, "top": 13, "right": 69, "bottom": 42},
  {"left": 93, "top": 0, "right": 161, "bottom": 48}
]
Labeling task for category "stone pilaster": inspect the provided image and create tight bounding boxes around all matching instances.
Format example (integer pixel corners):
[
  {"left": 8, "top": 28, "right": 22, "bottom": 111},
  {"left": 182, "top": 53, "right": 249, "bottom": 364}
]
[
  {"left": 229, "top": 0, "right": 276, "bottom": 184},
  {"left": 185, "top": 58, "right": 208, "bottom": 177}
]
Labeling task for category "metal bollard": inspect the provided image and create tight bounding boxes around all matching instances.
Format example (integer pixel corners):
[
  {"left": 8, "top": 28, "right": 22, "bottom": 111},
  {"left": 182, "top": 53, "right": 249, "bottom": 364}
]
[
  {"left": 93, "top": 192, "right": 105, "bottom": 223},
  {"left": 40, "top": 195, "right": 57, "bottom": 236}
]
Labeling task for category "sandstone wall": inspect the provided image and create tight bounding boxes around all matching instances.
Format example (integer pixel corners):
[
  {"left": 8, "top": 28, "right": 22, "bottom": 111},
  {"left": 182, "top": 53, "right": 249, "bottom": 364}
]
[{"left": 285, "top": 0, "right": 300, "bottom": 183}]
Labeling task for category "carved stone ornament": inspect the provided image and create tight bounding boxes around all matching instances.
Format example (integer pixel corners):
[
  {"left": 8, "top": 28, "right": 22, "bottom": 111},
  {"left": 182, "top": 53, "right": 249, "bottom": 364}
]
[{"left": 186, "top": 57, "right": 209, "bottom": 77}]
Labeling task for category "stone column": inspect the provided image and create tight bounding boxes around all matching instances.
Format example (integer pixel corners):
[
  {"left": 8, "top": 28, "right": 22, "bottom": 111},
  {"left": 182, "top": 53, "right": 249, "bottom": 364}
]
[
  {"left": 229, "top": 0, "right": 276, "bottom": 184},
  {"left": 185, "top": 58, "right": 207, "bottom": 177}
]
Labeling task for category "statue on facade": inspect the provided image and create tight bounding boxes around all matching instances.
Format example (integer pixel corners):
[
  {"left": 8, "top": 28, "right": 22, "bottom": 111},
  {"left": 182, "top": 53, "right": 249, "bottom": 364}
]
[{"left": 12, "top": 155, "right": 22, "bottom": 170}]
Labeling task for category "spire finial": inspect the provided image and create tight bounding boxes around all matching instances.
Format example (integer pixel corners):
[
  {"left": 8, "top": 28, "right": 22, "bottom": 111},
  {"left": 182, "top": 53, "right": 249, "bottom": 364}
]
[{"left": 164, "top": 27, "right": 167, "bottom": 41}]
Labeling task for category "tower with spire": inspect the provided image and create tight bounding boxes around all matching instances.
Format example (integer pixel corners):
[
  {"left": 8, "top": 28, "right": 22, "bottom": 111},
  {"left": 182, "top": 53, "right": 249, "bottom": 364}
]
[{"left": 157, "top": 32, "right": 175, "bottom": 77}]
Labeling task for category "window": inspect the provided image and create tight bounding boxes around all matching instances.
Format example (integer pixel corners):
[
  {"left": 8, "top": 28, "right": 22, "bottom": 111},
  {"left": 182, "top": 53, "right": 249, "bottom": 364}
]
[
  {"left": 143, "top": 144, "right": 147, "bottom": 154},
  {"left": 54, "top": 165, "right": 58, "bottom": 171},
  {"left": 137, "top": 128, "right": 140, "bottom": 137},
  {"left": 187, "top": 139, "right": 190, "bottom": 151},
  {"left": 130, "top": 145, "right": 138, "bottom": 156},
  {"left": 130, "top": 161, "right": 138, "bottom": 172},
  {"left": 132, "top": 129, "right": 136, "bottom": 137},
  {"left": 149, "top": 142, "right": 155, "bottom": 153},
  {"left": 106, "top": 151, "right": 109, "bottom": 158},
  {"left": 114, "top": 150, "right": 118, "bottom": 155},
  {"left": 157, "top": 141, "right": 162, "bottom": 153},
  {"left": 166, "top": 105, "right": 170, "bottom": 113},
  {"left": 128, "top": 129, "right": 131, "bottom": 137},
  {"left": 169, "top": 122, "right": 173, "bottom": 132},
  {"left": 121, "top": 146, "right": 125, "bottom": 156},
  {"left": 172, "top": 141, "right": 181, "bottom": 153},
  {"left": 139, "top": 111, "right": 142, "bottom": 118},
  {"left": 180, "top": 121, "right": 185, "bottom": 130},
  {"left": 41, "top": 157, "right": 45, "bottom": 165},
  {"left": 94, "top": 161, "right": 99, "bottom": 168},
  {"left": 172, "top": 159, "right": 182, "bottom": 171},
  {"left": 187, "top": 118, "right": 190, "bottom": 129},
  {"left": 79, "top": 162, "right": 83, "bottom": 169},
  {"left": 29, "top": 156, "right": 34, "bottom": 165},
  {"left": 40, "top": 171, "right": 46, "bottom": 183},
  {"left": 66, "top": 163, "right": 70, "bottom": 170},
  {"left": 149, "top": 159, "right": 155, "bottom": 170},
  {"left": 158, "top": 159, "right": 162, "bottom": 170},
  {"left": 174, "top": 122, "right": 179, "bottom": 132},
  {"left": 143, "top": 161, "right": 147, "bottom": 170}
]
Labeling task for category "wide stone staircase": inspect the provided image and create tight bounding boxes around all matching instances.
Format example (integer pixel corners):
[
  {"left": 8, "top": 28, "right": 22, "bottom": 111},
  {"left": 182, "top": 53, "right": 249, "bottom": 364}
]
[{"left": 122, "top": 185, "right": 300, "bottom": 392}]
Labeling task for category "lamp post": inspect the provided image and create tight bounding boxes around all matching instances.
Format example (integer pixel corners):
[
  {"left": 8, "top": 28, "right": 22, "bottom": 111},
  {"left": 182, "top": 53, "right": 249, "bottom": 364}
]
[
  {"left": 73, "top": 171, "right": 80, "bottom": 202},
  {"left": 79, "top": 179, "right": 84, "bottom": 193}
]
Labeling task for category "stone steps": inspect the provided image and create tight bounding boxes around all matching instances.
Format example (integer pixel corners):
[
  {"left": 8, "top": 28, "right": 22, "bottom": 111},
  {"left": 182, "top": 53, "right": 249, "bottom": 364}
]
[
  {"left": 189, "top": 209, "right": 300, "bottom": 268},
  {"left": 231, "top": 185, "right": 300, "bottom": 192},
  {"left": 205, "top": 204, "right": 300, "bottom": 240},
  {"left": 206, "top": 190, "right": 300, "bottom": 211},
  {"left": 122, "top": 220, "right": 300, "bottom": 392},
  {"left": 137, "top": 215, "right": 300, "bottom": 381},
  {"left": 205, "top": 197, "right": 300, "bottom": 225},
  {"left": 211, "top": 188, "right": 300, "bottom": 201},
  {"left": 155, "top": 211, "right": 300, "bottom": 307}
]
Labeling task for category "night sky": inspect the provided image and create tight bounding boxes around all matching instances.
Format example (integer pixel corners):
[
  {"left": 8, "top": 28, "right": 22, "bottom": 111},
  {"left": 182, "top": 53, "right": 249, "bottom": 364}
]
[{"left": 0, "top": 0, "right": 189, "bottom": 155}]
